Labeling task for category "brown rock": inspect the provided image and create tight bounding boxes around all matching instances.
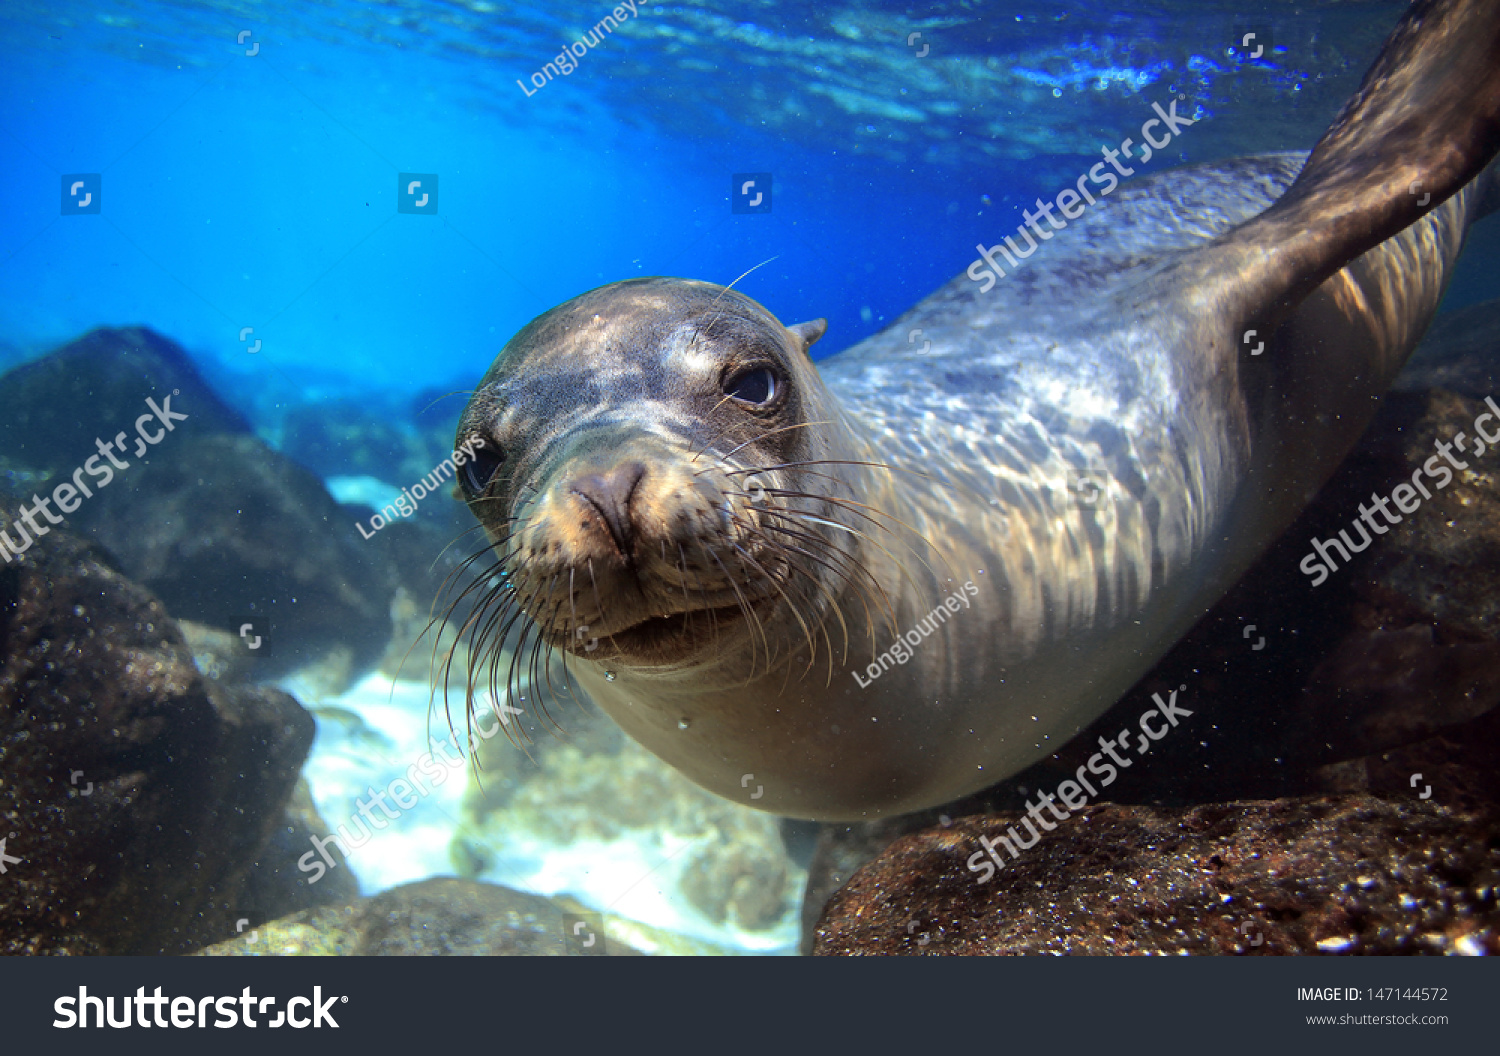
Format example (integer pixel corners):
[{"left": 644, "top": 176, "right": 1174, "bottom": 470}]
[
  {"left": 0, "top": 506, "right": 314, "bottom": 954},
  {"left": 199, "top": 878, "right": 639, "bottom": 956},
  {"left": 812, "top": 797, "right": 1499, "bottom": 956},
  {"left": 65, "top": 433, "right": 398, "bottom": 684},
  {"left": 0, "top": 326, "right": 249, "bottom": 477}
]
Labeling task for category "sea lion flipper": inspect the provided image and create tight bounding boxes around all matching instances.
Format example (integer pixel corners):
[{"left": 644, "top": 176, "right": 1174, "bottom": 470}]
[{"left": 1198, "top": 0, "right": 1500, "bottom": 332}]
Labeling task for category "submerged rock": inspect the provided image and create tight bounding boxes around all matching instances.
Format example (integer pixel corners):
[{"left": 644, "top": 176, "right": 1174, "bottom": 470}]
[
  {"left": 234, "top": 779, "right": 362, "bottom": 931},
  {"left": 280, "top": 398, "right": 414, "bottom": 482},
  {"left": 0, "top": 327, "right": 403, "bottom": 688},
  {"left": 0, "top": 505, "right": 315, "bottom": 954},
  {"left": 1395, "top": 295, "right": 1500, "bottom": 397},
  {"left": 198, "top": 878, "right": 638, "bottom": 956},
  {"left": 0, "top": 326, "right": 250, "bottom": 478},
  {"left": 65, "top": 433, "right": 397, "bottom": 683},
  {"left": 812, "top": 797, "right": 1498, "bottom": 955}
]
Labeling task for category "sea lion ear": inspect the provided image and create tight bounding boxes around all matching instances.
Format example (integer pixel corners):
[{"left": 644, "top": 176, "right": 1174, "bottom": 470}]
[{"left": 787, "top": 319, "right": 828, "bottom": 353}]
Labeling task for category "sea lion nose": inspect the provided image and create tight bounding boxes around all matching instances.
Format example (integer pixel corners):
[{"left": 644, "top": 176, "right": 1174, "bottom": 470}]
[{"left": 571, "top": 460, "right": 648, "bottom": 553}]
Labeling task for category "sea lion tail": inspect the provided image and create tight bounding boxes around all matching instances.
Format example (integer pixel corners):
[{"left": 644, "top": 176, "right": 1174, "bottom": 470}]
[{"left": 1199, "top": 0, "right": 1500, "bottom": 328}]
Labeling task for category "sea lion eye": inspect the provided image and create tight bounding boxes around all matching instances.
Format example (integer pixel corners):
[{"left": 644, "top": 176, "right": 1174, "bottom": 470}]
[
  {"left": 724, "top": 366, "right": 778, "bottom": 406},
  {"left": 462, "top": 444, "right": 505, "bottom": 496}
]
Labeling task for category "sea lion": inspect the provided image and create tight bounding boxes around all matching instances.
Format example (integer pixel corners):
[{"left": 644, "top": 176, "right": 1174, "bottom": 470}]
[{"left": 449, "top": 0, "right": 1500, "bottom": 820}]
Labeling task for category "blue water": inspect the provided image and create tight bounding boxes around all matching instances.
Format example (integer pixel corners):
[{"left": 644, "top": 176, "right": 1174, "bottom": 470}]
[
  {"left": 11, "top": 0, "right": 1491, "bottom": 404},
  {"left": 4, "top": 0, "right": 1498, "bottom": 955}
]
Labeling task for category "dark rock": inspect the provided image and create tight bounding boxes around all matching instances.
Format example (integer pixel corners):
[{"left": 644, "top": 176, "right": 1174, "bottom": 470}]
[
  {"left": 0, "top": 505, "right": 315, "bottom": 954},
  {"left": 0, "top": 327, "right": 402, "bottom": 686},
  {"left": 0, "top": 326, "right": 250, "bottom": 478},
  {"left": 229, "top": 779, "right": 361, "bottom": 939},
  {"left": 1396, "top": 296, "right": 1500, "bottom": 396},
  {"left": 812, "top": 797, "right": 1499, "bottom": 955},
  {"left": 1314, "top": 703, "right": 1500, "bottom": 815},
  {"left": 280, "top": 398, "right": 414, "bottom": 482},
  {"left": 199, "top": 878, "right": 639, "bottom": 956},
  {"left": 64, "top": 433, "right": 397, "bottom": 683}
]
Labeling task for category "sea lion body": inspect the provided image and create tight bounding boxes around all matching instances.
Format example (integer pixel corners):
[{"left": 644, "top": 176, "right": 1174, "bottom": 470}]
[{"left": 455, "top": 0, "right": 1500, "bottom": 820}]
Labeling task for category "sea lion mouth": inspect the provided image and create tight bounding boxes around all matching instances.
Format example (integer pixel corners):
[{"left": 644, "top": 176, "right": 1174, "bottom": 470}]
[
  {"left": 546, "top": 579, "right": 786, "bottom": 664},
  {"left": 587, "top": 599, "right": 765, "bottom": 660}
]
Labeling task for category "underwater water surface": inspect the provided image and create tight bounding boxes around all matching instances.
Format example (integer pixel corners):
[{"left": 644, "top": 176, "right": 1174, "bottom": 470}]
[{"left": 2, "top": 0, "right": 1498, "bottom": 961}]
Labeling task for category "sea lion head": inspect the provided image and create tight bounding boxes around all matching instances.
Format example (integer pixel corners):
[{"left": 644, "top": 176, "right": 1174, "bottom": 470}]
[{"left": 454, "top": 277, "right": 870, "bottom": 678}]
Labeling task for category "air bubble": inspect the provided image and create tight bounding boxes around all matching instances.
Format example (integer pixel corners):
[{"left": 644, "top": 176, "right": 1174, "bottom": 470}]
[{"left": 604, "top": 671, "right": 617, "bottom": 682}]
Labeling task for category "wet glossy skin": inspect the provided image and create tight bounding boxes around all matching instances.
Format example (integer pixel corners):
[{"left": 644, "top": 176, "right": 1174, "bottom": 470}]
[{"left": 456, "top": 0, "right": 1500, "bottom": 819}]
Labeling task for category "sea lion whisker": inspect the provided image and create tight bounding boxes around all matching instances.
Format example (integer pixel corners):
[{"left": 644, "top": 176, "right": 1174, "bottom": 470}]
[
  {"left": 446, "top": 583, "right": 513, "bottom": 763},
  {"left": 687, "top": 394, "right": 754, "bottom": 462},
  {"left": 707, "top": 420, "right": 837, "bottom": 465},
  {"left": 705, "top": 545, "right": 773, "bottom": 682},
  {"left": 548, "top": 567, "right": 589, "bottom": 718},
  {"left": 681, "top": 541, "right": 723, "bottom": 649},
  {"left": 493, "top": 600, "right": 540, "bottom": 749},
  {"left": 584, "top": 557, "right": 625, "bottom": 658},
  {"left": 686, "top": 257, "right": 780, "bottom": 358},
  {"left": 675, "top": 543, "right": 695, "bottom": 631},
  {"left": 422, "top": 541, "right": 511, "bottom": 654},
  {"left": 433, "top": 569, "right": 513, "bottom": 731},
  {"left": 566, "top": 566, "right": 581, "bottom": 651},
  {"left": 728, "top": 539, "right": 820, "bottom": 681},
  {"left": 410, "top": 546, "right": 510, "bottom": 705},
  {"left": 737, "top": 518, "right": 874, "bottom": 664},
  {"left": 747, "top": 524, "right": 843, "bottom": 660},
  {"left": 468, "top": 586, "right": 532, "bottom": 748},
  {"left": 730, "top": 516, "right": 855, "bottom": 679},
  {"left": 702, "top": 536, "right": 764, "bottom": 677},
  {"left": 731, "top": 459, "right": 955, "bottom": 504},
  {"left": 755, "top": 508, "right": 903, "bottom": 638},
  {"left": 428, "top": 549, "right": 515, "bottom": 641},
  {"left": 761, "top": 488, "right": 955, "bottom": 589},
  {"left": 428, "top": 521, "right": 505, "bottom": 580},
  {"left": 418, "top": 390, "right": 479, "bottom": 416},
  {"left": 729, "top": 463, "right": 855, "bottom": 500},
  {"left": 476, "top": 601, "right": 544, "bottom": 768},
  {"left": 525, "top": 593, "right": 569, "bottom": 737},
  {"left": 724, "top": 485, "right": 883, "bottom": 632}
]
